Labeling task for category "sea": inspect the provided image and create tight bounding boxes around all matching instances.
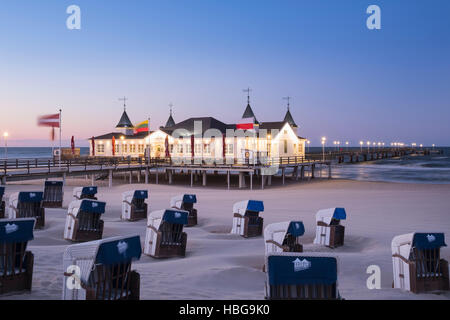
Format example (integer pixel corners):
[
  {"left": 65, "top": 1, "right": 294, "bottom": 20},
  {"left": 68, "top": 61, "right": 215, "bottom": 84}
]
[{"left": 1, "top": 147, "right": 449, "bottom": 185}]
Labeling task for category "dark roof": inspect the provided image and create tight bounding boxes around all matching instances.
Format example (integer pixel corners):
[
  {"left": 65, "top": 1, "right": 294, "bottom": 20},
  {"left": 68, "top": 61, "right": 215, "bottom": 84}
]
[
  {"left": 92, "top": 131, "right": 151, "bottom": 140},
  {"left": 242, "top": 104, "right": 259, "bottom": 124},
  {"left": 283, "top": 108, "right": 297, "bottom": 127},
  {"left": 259, "top": 121, "right": 286, "bottom": 130},
  {"left": 165, "top": 114, "right": 176, "bottom": 128},
  {"left": 162, "top": 117, "right": 235, "bottom": 135},
  {"left": 116, "top": 110, "right": 134, "bottom": 128}
]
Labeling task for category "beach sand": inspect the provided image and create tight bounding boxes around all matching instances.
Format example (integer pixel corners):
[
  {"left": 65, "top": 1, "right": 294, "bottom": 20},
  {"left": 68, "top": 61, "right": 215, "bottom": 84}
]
[{"left": 1, "top": 178, "right": 449, "bottom": 300}]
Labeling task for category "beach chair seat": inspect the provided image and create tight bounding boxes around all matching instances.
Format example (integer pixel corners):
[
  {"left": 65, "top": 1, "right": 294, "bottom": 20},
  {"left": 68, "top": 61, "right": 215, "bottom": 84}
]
[
  {"left": 42, "top": 181, "right": 64, "bottom": 208},
  {"left": 144, "top": 209, "right": 188, "bottom": 258},
  {"left": 64, "top": 200, "right": 105, "bottom": 242},
  {"left": 231, "top": 200, "right": 264, "bottom": 238},
  {"left": 121, "top": 190, "right": 148, "bottom": 221},
  {"left": 73, "top": 186, "right": 98, "bottom": 201},
  {"left": 0, "top": 187, "right": 5, "bottom": 219},
  {"left": 392, "top": 232, "right": 449, "bottom": 293},
  {"left": 264, "top": 221, "right": 305, "bottom": 255},
  {"left": 0, "top": 218, "right": 35, "bottom": 295},
  {"left": 63, "top": 235, "right": 141, "bottom": 300},
  {"left": 8, "top": 192, "right": 45, "bottom": 229},
  {"left": 170, "top": 194, "right": 198, "bottom": 227},
  {"left": 265, "top": 253, "right": 341, "bottom": 300},
  {"left": 313, "top": 208, "right": 346, "bottom": 248}
]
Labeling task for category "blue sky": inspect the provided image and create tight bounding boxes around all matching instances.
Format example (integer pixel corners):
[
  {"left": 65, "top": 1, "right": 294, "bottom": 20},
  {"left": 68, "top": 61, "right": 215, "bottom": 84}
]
[{"left": 0, "top": 0, "right": 449, "bottom": 146}]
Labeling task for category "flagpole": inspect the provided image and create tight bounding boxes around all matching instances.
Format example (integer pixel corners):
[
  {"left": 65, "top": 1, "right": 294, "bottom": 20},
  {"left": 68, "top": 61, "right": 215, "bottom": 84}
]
[
  {"left": 59, "top": 109, "right": 62, "bottom": 168},
  {"left": 147, "top": 117, "right": 150, "bottom": 166}
]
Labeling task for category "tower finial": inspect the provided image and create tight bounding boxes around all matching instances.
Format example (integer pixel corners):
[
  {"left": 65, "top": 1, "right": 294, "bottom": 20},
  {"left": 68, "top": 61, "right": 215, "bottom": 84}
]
[
  {"left": 119, "top": 96, "right": 128, "bottom": 111},
  {"left": 283, "top": 96, "right": 291, "bottom": 111},
  {"left": 243, "top": 87, "right": 252, "bottom": 105},
  {"left": 169, "top": 102, "right": 173, "bottom": 116}
]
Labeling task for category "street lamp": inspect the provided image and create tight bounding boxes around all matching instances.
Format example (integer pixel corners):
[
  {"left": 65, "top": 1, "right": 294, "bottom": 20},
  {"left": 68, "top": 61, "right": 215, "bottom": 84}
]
[
  {"left": 345, "top": 141, "right": 349, "bottom": 151},
  {"left": 321, "top": 137, "right": 326, "bottom": 161},
  {"left": 3, "top": 132, "right": 8, "bottom": 160},
  {"left": 359, "top": 141, "right": 363, "bottom": 152},
  {"left": 367, "top": 141, "right": 370, "bottom": 152},
  {"left": 306, "top": 140, "right": 310, "bottom": 153}
]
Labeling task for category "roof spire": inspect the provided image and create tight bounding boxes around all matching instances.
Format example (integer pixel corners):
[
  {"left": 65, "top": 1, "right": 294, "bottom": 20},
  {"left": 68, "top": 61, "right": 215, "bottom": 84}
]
[
  {"left": 241, "top": 87, "right": 259, "bottom": 124},
  {"left": 283, "top": 96, "right": 291, "bottom": 111},
  {"left": 282, "top": 96, "right": 297, "bottom": 128},
  {"left": 164, "top": 102, "right": 176, "bottom": 128},
  {"left": 118, "top": 96, "right": 128, "bottom": 111},
  {"left": 243, "top": 87, "right": 251, "bottom": 105}
]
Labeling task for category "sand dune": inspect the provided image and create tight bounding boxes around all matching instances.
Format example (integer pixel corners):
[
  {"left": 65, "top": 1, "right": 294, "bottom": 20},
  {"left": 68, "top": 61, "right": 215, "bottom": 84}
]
[{"left": 1, "top": 179, "right": 449, "bottom": 300}]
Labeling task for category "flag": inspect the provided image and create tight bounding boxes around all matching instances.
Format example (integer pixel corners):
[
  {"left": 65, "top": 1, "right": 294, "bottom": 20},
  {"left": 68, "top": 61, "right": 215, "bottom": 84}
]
[
  {"left": 191, "top": 135, "right": 195, "bottom": 158},
  {"left": 38, "top": 113, "right": 60, "bottom": 128},
  {"left": 222, "top": 134, "right": 226, "bottom": 158},
  {"left": 165, "top": 135, "right": 170, "bottom": 158},
  {"left": 134, "top": 120, "right": 149, "bottom": 133},
  {"left": 50, "top": 127, "right": 55, "bottom": 141},
  {"left": 71, "top": 136, "right": 75, "bottom": 154},
  {"left": 236, "top": 117, "right": 255, "bottom": 130},
  {"left": 91, "top": 137, "right": 95, "bottom": 156}
]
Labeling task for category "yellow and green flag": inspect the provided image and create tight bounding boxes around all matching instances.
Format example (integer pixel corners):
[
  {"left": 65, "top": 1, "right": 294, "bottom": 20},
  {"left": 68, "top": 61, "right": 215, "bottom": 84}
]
[{"left": 135, "top": 120, "right": 149, "bottom": 133}]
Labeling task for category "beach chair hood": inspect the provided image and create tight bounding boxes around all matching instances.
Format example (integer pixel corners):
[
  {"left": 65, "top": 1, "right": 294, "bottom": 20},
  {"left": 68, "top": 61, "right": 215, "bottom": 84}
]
[
  {"left": 18, "top": 192, "right": 44, "bottom": 203},
  {"left": 45, "top": 181, "right": 64, "bottom": 187},
  {"left": 315, "top": 208, "right": 346, "bottom": 225},
  {"left": 0, "top": 218, "right": 35, "bottom": 243},
  {"left": 233, "top": 200, "right": 264, "bottom": 214},
  {"left": 81, "top": 186, "right": 97, "bottom": 196},
  {"left": 147, "top": 209, "right": 189, "bottom": 229},
  {"left": 62, "top": 235, "right": 141, "bottom": 300},
  {"left": 267, "top": 254, "right": 337, "bottom": 286},
  {"left": 392, "top": 232, "right": 446, "bottom": 257}
]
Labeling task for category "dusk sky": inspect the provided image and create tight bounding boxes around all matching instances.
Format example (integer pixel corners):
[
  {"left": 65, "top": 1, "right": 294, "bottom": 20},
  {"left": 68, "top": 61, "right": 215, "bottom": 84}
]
[{"left": 0, "top": 0, "right": 449, "bottom": 147}]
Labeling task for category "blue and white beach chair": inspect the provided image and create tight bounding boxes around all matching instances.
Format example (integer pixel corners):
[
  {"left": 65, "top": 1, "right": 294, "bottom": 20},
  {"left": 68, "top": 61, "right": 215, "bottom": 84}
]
[
  {"left": 144, "top": 209, "right": 188, "bottom": 258},
  {"left": 265, "top": 253, "right": 341, "bottom": 300},
  {"left": 0, "top": 218, "right": 35, "bottom": 295},
  {"left": 8, "top": 192, "right": 45, "bottom": 229},
  {"left": 170, "top": 194, "right": 198, "bottom": 226},
  {"left": 64, "top": 200, "right": 106, "bottom": 242},
  {"left": 122, "top": 190, "right": 148, "bottom": 221},
  {"left": 63, "top": 235, "right": 142, "bottom": 300},
  {"left": 264, "top": 221, "right": 305, "bottom": 255},
  {"left": 392, "top": 232, "right": 449, "bottom": 293},
  {"left": 42, "top": 180, "right": 64, "bottom": 208},
  {"left": 313, "top": 208, "right": 346, "bottom": 248},
  {"left": 231, "top": 200, "right": 264, "bottom": 237}
]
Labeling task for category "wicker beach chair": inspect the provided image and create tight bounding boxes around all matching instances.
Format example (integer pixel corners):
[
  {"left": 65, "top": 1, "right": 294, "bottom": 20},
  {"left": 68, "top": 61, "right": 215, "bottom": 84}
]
[
  {"left": 231, "top": 200, "right": 264, "bottom": 238},
  {"left": 313, "top": 208, "right": 346, "bottom": 248},
  {"left": 42, "top": 180, "right": 64, "bottom": 208},
  {"left": 144, "top": 209, "right": 188, "bottom": 258},
  {"left": 170, "top": 194, "right": 197, "bottom": 227},
  {"left": 392, "top": 232, "right": 449, "bottom": 293},
  {"left": 122, "top": 190, "right": 148, "bottom": 221},
  {"left": 64, "top": 200, "right": 105, "bottom": 242},
  {"left": 62, "top": 235, "right": 141, "bottom": 300},
  {"left": 0, "top": 218, "right": 35, "bottom": 295},
  {"left": 73, "top": 186, "right": 98, "bottom": 201},
  {"left": 264, "top": 221, "right": 305, "bottom": 255},
  {"left": 8, "top": 192, "right": 45, "bottom": 229},
  {"left": 0, "top": 186, "right": 5, "bottom": 219},
  {"left": 265, "top": 253, "right": 341, "bottom": 300}
]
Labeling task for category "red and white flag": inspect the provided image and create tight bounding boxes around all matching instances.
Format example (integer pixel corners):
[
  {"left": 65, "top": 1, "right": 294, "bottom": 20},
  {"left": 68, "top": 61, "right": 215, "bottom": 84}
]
[
  {"left": 38, "top": 113, "right": 60, "bottom": 128},
  {"left": 236, "top": 117, "right": 255, "bottom": 130}
]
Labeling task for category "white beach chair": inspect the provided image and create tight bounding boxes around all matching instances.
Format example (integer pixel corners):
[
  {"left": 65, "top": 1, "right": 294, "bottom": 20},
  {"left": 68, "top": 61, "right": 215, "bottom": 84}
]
[
  {"left": 264, "top": 221, "right": 305, "bottom": 255},
  {"left": 170, "top": 194, "right": 198, "bottom": 227},
  {"left": 265, "top": 252, "right": 341, "bottom": 300},
  {"left": 144, "top": 209, "right": 188, "bottom": 258},
  {"left": 64, "top": 200, "right": 106, "bottom": 242},
  {"left": 313, "top": 208, "right": 346, "bottom": 248},
  {"left": 72, "top": 186, "right": 98, "bottom": 201},
  {"left": 392, "top": 232, "right": 449, "bottom": 293},
  {"left": 0, "top": 218, "right": 35, "bottom": 295},
  {"left": 62, "top": 235, "right": 142, "bottom": 300},
  {"left": 231, "top": 200, "right": 264, "bottom": 237},
  {"left": 8, "top": 192, "right": 45, "bottom": 229},
  {"left": 121, "top": 190, "right": 148, "bottom": 221}
]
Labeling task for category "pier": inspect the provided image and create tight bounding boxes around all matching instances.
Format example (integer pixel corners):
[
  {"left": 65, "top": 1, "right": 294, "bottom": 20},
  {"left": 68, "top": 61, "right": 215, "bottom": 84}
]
[{"left": 0, "top": 156, "right": 331, "bottom": 190}]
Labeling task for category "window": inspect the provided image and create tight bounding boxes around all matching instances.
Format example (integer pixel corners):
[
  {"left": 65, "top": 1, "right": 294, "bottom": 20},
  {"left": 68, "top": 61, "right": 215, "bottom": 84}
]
[
  {"left": 177, "top": 144, "right": 184, "bottom": 153},
  {"left": 170, "top": 144, "right": 174, "bottom": 153},
  {"left": 226, "top": 143, "right": 234, "bottom": 154},
  {"left": 138, "top": 144, "right": 144, "bottom": 153},
  {"left": 130, "top": 144, "right": 136, "bottom": 153},
  {"left": 97, "top": 144, "right": 105, "bottom": 153},
  {"left": 298, "top": 143, "right": 302, "bottom": 153},
  {"left": 115, "top": 144, "right": 120, "bottom": 153},
  {"left": 284, "top": 140, "right": 288, "bottom": 154},
  {"left": 195, "top": 144, "right": 201, "bottom": 154},
  {"left": 293, "top": 144, "right": 297, "bottom": 153},
  {"left": 204, "top": 144, "right": 210, "bottom": 154},
  {"left": 123, "top": 144, "right": 128, "bottom": 153},
  {"left": 186, "top": 144, "right": 192, "bottom": 154}
]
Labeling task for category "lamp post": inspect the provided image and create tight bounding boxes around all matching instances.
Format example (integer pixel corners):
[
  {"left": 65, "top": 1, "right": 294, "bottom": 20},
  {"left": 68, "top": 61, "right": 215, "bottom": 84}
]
[
  {"left": 345, "top": 141, "right": 349, "bottom": 151},
  {"left": 321, "top": 137, "right": 326, "bottom": 161},
  {"left": 3, "top": 132, "right": 8, "bottom": 160},
  {"left": 359, "top": 141, "right": 363, "bottom": 152},
  {"left": 367, "top": 141, "right": 370, "bottom": 152}
]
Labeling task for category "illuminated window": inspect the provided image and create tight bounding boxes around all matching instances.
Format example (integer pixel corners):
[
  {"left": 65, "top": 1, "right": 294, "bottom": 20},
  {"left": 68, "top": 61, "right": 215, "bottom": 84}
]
[{"left": 284, "top": 140, "right": 288, "bottom": 154}]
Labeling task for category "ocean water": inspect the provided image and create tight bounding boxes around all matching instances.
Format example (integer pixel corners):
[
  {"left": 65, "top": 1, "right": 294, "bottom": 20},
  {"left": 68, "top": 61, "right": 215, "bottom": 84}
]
[
  {"left": 0, "top": 147, "right": 449, "bottom": 184},
  {"left": 332, "top": 147, "right": 450, "bottom": 184}
]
